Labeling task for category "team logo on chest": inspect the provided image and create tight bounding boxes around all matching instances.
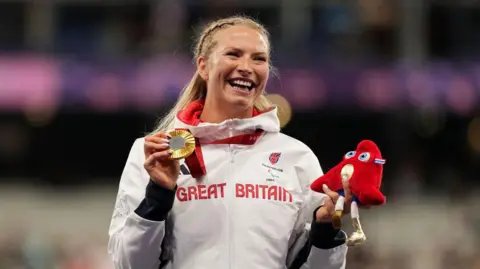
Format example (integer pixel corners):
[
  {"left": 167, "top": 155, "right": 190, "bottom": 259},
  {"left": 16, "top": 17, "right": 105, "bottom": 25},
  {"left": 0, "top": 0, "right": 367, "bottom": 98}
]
[{"left": 269, "top": 152, "right": 281, "bottom": 165}]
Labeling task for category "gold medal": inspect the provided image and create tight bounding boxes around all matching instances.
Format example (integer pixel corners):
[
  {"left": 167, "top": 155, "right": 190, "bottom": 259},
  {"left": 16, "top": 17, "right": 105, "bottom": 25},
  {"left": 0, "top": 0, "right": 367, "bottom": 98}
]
[{"left": 167, "top": 129, "right": 196, "bottom": 160}]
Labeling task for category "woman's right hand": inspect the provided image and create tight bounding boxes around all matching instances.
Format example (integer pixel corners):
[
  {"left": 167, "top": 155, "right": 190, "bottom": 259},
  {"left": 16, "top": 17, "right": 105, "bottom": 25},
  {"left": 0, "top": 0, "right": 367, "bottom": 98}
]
[{"left": 143, "top": 132, "right": 180, "bottom": 190}]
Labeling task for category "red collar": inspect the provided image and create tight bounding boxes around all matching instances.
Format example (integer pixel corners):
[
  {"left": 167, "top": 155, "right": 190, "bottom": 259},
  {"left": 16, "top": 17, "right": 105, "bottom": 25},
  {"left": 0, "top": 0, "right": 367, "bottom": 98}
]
[{"left": 177, "top": 99, "right": 262, "bottom": 126}]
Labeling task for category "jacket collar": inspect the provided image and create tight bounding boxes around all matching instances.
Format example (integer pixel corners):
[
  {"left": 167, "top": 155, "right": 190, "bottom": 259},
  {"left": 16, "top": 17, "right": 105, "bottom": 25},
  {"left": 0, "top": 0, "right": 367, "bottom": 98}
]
[{"left": 174, "top": 99, "right": 280, "bottom": 142}]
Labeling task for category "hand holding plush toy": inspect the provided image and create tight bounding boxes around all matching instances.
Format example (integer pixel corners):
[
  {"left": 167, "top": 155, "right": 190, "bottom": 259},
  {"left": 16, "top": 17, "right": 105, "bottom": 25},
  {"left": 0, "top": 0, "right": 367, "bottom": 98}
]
[{"left": 311, "top": 140, "right": 386, "bottom": 246}]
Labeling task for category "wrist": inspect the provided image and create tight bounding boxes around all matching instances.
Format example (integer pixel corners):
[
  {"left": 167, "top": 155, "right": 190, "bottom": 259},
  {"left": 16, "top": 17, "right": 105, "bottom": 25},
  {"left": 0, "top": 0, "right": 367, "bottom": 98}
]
[
  {"left": 310, "top": 207, "right": 346, "bottom": 249},
  {"left": 163, "top": 181, "right": 177, "bottom": 190},
  {"left": 147, "top": 179, "right": 177, "bottom": 195},
  {"left": 134, "top": 179, "right": 177, "bottom": 221},
  {"left": 151, "top": 177, "right": 177, "bottom": 190}
]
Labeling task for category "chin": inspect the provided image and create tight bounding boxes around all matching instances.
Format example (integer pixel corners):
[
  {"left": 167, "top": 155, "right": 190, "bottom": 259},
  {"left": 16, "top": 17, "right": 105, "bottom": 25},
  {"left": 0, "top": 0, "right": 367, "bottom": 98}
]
[
  {"left": 226, "top": 95, "right": 253, "bottom": 108},
  {"left": 220, "top": 94, "right": 255, "bottom": 114},
  {"left": 224, "top": 86, "right": 255, "bottom": 106}
]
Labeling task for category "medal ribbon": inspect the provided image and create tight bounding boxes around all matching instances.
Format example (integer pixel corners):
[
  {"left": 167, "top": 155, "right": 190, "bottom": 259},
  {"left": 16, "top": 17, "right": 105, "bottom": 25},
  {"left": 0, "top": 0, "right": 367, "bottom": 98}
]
[{"left": 184, "top": 129, "right": 264, "bottom": 178}]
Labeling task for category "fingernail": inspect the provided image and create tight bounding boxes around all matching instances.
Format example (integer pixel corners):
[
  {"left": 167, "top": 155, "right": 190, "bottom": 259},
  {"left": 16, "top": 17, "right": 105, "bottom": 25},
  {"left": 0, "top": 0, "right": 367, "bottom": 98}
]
[
  {"left": 161, "top": 138, "right": 170, "bottom": 144},
  {"left": 323, "top": 184, "right": 329, "bottom": 190},
  {"left": 160, "top": 143, "right": 169, "bottom": 148},
  {"left": 168, "top": 149, "right": 174, "bottom": 154}
]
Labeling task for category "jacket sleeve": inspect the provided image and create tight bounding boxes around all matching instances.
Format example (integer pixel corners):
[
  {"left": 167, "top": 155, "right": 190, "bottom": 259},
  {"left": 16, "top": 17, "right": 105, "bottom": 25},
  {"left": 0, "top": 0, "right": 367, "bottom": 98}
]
[
  {"left": 286, "top": 149, "right": 348, "bottom": 269},
  {"left": 108, "top": 138, "right": 176, "bottom": 269}
]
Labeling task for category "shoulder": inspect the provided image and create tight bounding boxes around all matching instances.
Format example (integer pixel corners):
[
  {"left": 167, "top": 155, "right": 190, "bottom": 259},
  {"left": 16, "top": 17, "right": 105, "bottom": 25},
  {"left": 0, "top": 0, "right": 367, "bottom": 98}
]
[
  {"left": 119, "top": 137, "right": 150, "bottom": 190},
  {"left": 125, "top": 137, "right": 146, "bottom": 163},
  {"left": 131, "top": 137, "right": 145, "bottom": 150}
]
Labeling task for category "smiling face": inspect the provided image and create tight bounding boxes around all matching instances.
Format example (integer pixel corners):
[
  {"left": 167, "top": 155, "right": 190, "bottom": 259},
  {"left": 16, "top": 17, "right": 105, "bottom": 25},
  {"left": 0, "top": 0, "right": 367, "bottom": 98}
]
[{"left": 197, "top": 25, "right": 270, "bottom": 114}]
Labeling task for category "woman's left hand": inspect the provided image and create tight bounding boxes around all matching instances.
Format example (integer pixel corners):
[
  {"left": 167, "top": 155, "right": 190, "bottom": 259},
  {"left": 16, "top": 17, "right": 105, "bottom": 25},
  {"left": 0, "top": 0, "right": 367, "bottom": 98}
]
[{"left": 315, "top": 183, "right": 352, "bottom": 223}]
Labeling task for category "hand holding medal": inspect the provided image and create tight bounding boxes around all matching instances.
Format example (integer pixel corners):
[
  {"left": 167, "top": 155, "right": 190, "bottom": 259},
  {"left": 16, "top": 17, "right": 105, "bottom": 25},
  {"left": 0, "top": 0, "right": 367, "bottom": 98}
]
[{"left": 144, "top": 129, "right": 196, "bottom": 189}]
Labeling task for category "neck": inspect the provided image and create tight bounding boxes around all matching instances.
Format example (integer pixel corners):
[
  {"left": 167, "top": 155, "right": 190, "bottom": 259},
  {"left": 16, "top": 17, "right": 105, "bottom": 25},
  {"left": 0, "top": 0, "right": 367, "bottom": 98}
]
[{"left": 200, "top": 98, "right": 253, "bottom": 123}]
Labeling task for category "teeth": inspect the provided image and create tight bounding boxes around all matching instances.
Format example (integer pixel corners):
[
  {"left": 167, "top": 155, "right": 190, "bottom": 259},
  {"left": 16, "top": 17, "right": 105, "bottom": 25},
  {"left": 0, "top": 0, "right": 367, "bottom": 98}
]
[
  {"left": 232, "top": 86, "right": 249, "bottom": 92},
  {"left": 231, "top": 79, "right": 252, "bottom": 88}
]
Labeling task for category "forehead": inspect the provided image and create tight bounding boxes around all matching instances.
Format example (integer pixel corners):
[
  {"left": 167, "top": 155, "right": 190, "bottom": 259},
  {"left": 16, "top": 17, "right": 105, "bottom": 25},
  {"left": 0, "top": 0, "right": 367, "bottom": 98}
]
[{"left": 212, "top": 25, "right": 269, "bottom": 53}]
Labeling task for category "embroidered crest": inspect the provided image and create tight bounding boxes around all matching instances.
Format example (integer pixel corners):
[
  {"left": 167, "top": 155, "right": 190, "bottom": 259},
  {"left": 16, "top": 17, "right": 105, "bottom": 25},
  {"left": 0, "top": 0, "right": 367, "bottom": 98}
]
[{"left": 269, "top": 152, "right": 281, "bottom": 165}]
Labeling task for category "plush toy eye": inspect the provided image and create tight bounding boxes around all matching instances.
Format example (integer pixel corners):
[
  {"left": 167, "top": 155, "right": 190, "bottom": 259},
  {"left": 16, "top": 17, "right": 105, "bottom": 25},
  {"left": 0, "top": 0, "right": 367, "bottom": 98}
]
[
  {"left": 344, "top": 151, "right": 356, "bottom": 159},
  {"left": 358, "top": 152, "right": 371, "bottom": 162}
]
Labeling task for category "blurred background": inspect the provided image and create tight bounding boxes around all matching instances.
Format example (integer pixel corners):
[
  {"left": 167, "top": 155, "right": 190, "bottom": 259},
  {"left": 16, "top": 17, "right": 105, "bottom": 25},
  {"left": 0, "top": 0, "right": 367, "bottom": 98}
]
[{"left": 0, "top": 0, "right": 480, "bottom": 268}]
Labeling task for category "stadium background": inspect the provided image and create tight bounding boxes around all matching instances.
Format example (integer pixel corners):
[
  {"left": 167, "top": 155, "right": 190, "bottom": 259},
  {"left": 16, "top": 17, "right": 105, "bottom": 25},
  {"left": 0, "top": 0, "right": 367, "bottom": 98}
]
[{"left": 0, "top": 0, "right": 479, "bottom": 268}]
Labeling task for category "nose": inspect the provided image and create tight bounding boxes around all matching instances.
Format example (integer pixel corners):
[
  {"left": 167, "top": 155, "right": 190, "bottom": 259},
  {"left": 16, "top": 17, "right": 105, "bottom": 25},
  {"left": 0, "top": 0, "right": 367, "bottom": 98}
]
[{"left": 237, "top": 57, "right": 253, "bottom": 76}]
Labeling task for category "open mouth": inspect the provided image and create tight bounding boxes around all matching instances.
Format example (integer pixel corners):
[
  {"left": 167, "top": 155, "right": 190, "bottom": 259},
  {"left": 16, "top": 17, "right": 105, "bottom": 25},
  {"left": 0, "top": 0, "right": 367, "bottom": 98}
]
[{"left": 227, "top": 78, "right": 255, "bottom": 93}]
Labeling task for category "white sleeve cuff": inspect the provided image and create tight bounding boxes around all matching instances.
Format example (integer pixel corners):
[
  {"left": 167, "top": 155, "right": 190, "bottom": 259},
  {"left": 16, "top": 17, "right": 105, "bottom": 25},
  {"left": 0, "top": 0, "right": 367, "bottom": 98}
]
[{"left": 306, "top": 244, "right": 348, "bottom": 269}]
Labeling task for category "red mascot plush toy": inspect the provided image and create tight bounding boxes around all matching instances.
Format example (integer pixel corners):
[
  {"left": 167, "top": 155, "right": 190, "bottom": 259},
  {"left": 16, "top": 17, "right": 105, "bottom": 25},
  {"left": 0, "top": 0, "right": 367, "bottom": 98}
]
[{"left": 311, "top": 140, "right": 386, "bottom": 246}]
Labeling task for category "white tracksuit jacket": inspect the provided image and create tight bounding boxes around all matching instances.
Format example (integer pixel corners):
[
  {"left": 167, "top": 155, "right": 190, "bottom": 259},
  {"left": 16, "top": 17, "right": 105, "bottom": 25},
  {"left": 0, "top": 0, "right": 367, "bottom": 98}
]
[{"left": 108, "top": 106, "right": 348, "bottom": 269}]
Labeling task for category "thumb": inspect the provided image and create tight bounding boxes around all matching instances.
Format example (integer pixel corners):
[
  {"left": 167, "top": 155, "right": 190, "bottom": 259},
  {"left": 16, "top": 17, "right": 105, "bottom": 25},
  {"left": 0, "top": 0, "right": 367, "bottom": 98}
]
[{"left": 322, "top": 184, "right": 337, "bottom": 197}]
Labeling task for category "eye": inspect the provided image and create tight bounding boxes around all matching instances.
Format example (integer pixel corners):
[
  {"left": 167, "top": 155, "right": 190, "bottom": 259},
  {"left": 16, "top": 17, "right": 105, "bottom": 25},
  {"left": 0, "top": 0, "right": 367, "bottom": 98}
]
[
  {"left": 358, "top": 152, "right": 371, "bottom": 162},
  {"left": 344, "top": 151, "right": 356, "bottom": 159},
  {"left": 254, "top": 56, "right": 267, "bottom": 62},
  {"left": 226, "top": 51, "right": 240, "bottom": 58}
]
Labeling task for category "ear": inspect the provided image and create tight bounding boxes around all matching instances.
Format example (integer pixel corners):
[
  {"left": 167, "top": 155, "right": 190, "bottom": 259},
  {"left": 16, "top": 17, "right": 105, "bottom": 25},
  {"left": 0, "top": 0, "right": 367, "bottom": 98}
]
[{"left": 197, "top": 56, "right": 209, "bottom": 81}]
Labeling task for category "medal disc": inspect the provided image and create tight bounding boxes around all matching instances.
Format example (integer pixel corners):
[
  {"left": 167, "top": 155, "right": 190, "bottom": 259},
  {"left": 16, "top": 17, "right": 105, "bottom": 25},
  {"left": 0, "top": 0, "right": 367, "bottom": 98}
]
[{"left": 167, "top": 129, "right": 196, "bottom": 160}]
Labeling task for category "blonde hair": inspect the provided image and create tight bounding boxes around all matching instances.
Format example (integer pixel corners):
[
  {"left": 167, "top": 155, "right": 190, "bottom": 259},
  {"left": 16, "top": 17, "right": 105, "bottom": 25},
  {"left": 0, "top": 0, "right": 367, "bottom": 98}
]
[{"left": 153, "top": 15, "right": 274, "bottom": 133}]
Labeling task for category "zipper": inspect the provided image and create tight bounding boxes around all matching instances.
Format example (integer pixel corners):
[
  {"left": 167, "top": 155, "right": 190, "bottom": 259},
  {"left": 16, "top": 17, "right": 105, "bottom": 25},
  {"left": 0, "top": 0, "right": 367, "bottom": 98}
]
[
  {"left": 228, "top": 125, "right": 234, "bottom": 163},
  {"left": 227, "top": 122, "right": 235, "bottom": 268}
]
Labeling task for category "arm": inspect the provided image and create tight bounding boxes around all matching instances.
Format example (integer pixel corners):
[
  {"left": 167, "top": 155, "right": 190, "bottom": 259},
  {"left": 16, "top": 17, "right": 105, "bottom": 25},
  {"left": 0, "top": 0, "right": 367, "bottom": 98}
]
[
  {"left": 286, "top": 151, "right": 348, "bottom": 269},
  {"left": 107, "top": 138, "right": 176, "bottom": 269}
]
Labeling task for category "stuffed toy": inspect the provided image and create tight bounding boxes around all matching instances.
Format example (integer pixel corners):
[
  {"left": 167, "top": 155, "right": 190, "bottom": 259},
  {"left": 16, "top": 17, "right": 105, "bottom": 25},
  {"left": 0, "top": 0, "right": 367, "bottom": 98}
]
[{"left": 310, "top": 140, "right": 386, "bottom": 246}]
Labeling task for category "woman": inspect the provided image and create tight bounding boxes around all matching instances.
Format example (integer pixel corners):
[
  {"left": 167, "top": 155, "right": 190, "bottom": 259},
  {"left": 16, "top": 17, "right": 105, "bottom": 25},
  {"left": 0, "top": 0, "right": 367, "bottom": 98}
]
[{"left": 108, "top": 16, "right": 351, "bottom": 269}]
